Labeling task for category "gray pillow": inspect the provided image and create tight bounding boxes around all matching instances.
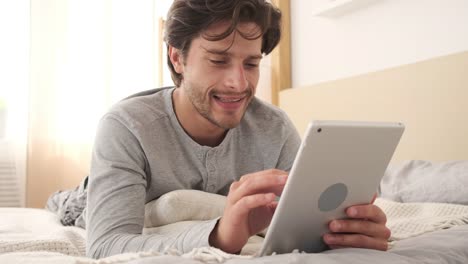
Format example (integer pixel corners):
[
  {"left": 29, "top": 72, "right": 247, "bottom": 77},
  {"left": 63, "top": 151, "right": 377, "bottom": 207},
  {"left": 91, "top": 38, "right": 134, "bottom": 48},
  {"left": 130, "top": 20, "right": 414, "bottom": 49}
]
[{"left": 379, "top": 160, "right": 468, "bottom": 205}]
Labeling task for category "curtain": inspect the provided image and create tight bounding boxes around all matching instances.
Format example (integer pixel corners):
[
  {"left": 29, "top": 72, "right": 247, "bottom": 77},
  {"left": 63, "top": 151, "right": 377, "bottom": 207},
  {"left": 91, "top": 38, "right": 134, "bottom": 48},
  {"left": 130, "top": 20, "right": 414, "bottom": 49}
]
[
  {"left": 27, "top": 0, "right": 173, "bottom": 208},
  {"left": 0, "top": 1, "right": 30, "bottom": 207},
  {"left": 2, "top": 0, "right": 272, "bottom": 208}
]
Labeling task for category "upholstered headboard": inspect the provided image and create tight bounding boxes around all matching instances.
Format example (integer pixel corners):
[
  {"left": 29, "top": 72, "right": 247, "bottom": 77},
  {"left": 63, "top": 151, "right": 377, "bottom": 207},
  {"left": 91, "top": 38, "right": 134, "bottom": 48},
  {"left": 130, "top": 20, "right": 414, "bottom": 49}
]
[{"left": 280, "top": 51, "right": 468, "bottom": 162}]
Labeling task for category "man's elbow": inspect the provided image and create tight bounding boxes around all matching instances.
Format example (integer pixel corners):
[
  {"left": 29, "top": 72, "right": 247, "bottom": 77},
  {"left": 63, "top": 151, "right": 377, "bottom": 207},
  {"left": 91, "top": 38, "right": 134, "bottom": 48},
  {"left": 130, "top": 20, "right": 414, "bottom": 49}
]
[
  {"left": 86, "top": 236, "right": 112, "bottom": 259},
  {"left": 86, "top": 240, "right": 103, "bottom": 259}
]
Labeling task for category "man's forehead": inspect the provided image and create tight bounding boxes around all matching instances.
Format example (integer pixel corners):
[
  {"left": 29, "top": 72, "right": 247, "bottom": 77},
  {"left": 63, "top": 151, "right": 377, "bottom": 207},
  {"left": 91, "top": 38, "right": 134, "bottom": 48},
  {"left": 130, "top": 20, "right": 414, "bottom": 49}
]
[
  {"left": 202, "top": 46, "right": 263, "bottom": 59},
  {"left": 195, "top": 22, "right": 263, "bottom": 57},
  {"left": 204, "top": 20, "right": 260, "bottom": 36},
  {"left": 198, "top": 40, "right": 262, "bottom": 58}
]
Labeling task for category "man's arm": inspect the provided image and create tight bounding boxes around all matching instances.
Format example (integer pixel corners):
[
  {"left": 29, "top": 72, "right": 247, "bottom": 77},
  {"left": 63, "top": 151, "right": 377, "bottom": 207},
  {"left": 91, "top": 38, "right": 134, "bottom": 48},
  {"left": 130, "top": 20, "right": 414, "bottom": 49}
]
[
  {"left": 209, "top": 118, "right": 301, "bottom": 253},
  {"left": 86, "top": 115, "right": 218, "bottom": 258},
  {"left": 209, "top": 169, "right": 288, "bottom": 253}
]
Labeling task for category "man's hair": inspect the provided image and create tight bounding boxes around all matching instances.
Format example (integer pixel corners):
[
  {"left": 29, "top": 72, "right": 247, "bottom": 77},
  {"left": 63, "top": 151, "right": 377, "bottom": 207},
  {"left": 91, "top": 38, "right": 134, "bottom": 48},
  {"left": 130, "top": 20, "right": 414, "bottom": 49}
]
[{"left": 164, "top": 0, "right": 282, "bottom": 87}]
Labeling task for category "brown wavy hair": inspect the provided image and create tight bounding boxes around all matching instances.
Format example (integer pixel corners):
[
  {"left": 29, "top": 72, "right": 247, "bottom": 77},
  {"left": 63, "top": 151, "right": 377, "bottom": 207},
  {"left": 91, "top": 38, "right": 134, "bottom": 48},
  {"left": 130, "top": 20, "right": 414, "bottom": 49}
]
[{"left": 164, "top": 0, "right": 282, "bottom": 87}]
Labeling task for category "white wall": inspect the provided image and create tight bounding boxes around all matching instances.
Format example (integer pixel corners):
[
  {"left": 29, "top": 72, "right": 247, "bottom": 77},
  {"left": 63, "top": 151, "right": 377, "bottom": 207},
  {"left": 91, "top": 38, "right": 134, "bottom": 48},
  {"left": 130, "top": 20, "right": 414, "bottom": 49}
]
[{"left": 291, "top": 0, "right": 468, "bottom": 87}]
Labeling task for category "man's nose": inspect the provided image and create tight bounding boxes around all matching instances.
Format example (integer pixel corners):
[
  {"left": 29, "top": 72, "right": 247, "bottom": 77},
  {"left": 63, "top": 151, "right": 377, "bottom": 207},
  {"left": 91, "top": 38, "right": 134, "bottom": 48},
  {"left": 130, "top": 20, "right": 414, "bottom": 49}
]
[{"left": 225, "top": 64, "right": 248, "bottom": 91}]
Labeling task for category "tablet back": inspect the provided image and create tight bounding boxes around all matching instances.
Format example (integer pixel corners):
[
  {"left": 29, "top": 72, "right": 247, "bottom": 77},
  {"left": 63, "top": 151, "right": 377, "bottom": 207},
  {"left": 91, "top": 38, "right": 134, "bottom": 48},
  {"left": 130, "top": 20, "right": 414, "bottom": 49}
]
[{"left": 259, "top": 120, "right": 404, "bottom": 256}]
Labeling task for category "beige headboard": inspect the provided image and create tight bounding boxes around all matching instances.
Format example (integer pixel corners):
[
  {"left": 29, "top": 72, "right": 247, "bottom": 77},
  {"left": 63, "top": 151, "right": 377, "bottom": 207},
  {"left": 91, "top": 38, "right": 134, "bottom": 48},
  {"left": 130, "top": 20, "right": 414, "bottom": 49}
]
[{"left": 280, "top": 51, "right": 468, "bottom": 162}]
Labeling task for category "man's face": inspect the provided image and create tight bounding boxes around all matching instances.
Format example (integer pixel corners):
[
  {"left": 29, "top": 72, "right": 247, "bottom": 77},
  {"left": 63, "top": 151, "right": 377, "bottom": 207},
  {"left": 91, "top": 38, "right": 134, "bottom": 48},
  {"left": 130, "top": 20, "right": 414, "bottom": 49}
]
[{"left": 176, "top": 22, "right": 262, "bottom": 129}]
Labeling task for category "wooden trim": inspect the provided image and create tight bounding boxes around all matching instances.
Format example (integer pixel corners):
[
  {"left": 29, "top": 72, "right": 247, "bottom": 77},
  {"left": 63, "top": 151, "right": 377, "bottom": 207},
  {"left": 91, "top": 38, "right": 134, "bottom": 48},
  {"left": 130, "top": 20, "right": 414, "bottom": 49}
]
[{"left": 270, "top": 0, "right": 292, "bottom": 106}]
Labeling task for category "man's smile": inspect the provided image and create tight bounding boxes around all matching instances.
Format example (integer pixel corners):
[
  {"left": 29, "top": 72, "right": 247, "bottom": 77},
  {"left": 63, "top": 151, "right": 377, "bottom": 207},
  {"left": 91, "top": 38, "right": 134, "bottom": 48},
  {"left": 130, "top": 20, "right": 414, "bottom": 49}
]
[{"left": 212, "top": 93, "right": 250, "bottom": 111}]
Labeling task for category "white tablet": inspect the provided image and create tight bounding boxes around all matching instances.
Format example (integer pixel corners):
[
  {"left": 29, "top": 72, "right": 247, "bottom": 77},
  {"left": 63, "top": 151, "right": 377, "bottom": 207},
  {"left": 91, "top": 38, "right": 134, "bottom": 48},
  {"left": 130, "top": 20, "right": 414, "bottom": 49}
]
[{"left": 259, "top": 120, "right": 405, "bottom": 256}]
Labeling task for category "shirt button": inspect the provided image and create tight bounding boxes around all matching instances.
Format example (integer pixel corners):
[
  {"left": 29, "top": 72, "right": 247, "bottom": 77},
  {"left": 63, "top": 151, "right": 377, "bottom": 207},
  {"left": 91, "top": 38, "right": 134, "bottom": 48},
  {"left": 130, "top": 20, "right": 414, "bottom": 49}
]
[{"left": 208, "top": 164, "right": 215, "bottom": 172}]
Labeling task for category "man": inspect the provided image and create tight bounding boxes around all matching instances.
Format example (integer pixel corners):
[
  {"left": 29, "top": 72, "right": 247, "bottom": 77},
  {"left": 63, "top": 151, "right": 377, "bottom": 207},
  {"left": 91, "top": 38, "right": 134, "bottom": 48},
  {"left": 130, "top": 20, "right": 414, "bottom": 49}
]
[{"left": 86, "top": 0, "right": 390, "bottom": 258}]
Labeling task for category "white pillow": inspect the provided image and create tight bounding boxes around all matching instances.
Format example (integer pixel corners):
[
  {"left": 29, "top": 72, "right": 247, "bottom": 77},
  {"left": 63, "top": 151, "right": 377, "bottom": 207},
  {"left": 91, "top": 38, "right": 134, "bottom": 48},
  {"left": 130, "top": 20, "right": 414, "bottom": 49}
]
[
  {"left": 144, "top": 190, "right": 226, "bottom": 228},
  {"left": 379, "top": 160, "right": 468, "bottom": 204}
]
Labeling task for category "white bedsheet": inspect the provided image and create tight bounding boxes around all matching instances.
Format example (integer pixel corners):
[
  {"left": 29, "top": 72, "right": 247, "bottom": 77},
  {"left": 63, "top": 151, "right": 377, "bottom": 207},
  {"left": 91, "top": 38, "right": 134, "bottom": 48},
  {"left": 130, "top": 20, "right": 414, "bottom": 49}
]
[
  {"left": 2, "top": 226, "right": 468, "bottom": 264},
  {"left": 1, "top": 199, "right": 468, "bottom": 264},
  {"left": 0, "top": 208, "right": 85, "bottom": 256}
]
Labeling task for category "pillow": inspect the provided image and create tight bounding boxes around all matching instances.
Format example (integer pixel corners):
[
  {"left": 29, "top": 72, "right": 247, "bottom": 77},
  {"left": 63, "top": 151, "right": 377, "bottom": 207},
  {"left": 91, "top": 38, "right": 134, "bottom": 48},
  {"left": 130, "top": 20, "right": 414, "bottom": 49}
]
[
  {"left": 144, "top": 190, "right": 226, "bottom": 228},
  {"left": 379, "top": 160, "right": 468, "bottom": 205}
]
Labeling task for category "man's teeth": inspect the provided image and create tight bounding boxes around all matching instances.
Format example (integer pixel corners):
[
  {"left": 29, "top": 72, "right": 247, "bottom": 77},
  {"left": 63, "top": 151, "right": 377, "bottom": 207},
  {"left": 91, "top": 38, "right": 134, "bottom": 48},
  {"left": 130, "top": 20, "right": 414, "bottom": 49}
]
[{"left": 215, "top": 96, "right": 243, "bottom": 102}]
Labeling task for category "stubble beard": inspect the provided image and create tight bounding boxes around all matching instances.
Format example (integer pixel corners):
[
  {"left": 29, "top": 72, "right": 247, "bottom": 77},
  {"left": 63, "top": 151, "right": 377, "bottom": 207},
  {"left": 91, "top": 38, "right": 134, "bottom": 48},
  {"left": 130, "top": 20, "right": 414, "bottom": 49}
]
[{"left": 184, "top": 82, "right": 252, "bottom": 130}]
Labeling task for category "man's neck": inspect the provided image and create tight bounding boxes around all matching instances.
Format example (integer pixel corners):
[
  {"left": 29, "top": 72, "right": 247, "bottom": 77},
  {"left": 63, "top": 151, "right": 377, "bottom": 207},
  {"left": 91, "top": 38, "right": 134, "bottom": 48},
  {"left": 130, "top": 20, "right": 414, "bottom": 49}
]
[{"left": 172, "top": 88, "right": 227, "bottom": 147}]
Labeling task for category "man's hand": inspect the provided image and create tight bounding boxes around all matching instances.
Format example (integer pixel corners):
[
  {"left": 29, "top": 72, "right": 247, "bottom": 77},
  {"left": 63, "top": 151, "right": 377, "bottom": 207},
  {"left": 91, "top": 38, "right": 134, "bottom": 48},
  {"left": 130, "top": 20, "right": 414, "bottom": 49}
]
[
  {"left": 323, "top": 197, "right": 391, "bottom": 251},
  {"left": 209, "top": 169, "right": 288, "bottom": 254}
]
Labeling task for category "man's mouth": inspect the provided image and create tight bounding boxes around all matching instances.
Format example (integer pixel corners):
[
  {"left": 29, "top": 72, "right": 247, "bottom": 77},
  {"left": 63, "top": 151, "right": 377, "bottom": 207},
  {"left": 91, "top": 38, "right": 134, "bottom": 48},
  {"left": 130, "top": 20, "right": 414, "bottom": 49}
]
[
  {"left": 211, "top": 93, "right": 249, "bottom": 110},
  {"left": 213, "top": 94, "right": 245, "bottom": 103}
]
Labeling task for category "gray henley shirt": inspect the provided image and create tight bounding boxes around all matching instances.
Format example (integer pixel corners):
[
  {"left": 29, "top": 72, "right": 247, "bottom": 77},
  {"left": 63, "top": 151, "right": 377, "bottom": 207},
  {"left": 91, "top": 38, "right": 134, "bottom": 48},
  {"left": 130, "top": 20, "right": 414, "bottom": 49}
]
[{"left": 86, "top": 87, "right": 301, "bottom": 258}]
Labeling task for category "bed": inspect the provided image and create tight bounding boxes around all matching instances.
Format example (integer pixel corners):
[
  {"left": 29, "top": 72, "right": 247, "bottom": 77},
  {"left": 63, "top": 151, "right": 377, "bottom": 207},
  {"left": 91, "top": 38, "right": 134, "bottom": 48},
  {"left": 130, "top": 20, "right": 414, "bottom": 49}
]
[{"left": 1, "top": 51, "right": 468, "bottom": 263}]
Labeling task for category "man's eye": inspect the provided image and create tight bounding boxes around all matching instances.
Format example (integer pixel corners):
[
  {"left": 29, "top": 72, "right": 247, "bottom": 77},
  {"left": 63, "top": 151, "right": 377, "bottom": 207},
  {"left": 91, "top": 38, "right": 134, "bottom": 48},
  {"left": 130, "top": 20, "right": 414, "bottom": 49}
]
[
  {"left": 210, "top": 60, "right": 226, "bottom": 65},
  {"left": 246, "top": 63, "right": 259, "bottom": 68}
]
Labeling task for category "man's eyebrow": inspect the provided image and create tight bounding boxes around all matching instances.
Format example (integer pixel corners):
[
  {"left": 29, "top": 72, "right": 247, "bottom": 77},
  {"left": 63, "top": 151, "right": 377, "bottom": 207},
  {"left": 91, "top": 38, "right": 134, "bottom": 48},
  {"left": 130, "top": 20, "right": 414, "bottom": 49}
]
[{"left": 203, "top": 47, "right": 263, "bottom": 60}]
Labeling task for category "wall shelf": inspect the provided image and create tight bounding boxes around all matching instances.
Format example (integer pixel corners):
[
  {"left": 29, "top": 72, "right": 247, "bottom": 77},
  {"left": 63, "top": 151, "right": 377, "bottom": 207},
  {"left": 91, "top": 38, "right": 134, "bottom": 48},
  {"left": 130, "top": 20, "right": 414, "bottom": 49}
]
[{"left": 311, "top": 0, "right": 378, "bottom": 17}]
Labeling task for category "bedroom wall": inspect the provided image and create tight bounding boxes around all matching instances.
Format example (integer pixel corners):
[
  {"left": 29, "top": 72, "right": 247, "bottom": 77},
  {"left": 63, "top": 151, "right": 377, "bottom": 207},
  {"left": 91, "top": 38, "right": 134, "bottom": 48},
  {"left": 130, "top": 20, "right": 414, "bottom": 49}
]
[
  {"left": 279, "top": 51, "right": 468, "bottom": 161},
  {"left": 290, "top": 0, "right": 468, "bottom": 87}
]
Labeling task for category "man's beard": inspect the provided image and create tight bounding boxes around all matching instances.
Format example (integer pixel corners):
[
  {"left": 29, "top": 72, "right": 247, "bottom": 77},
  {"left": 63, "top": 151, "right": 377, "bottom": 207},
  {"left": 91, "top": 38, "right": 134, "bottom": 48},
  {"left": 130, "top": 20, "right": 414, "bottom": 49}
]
[{"left": 184, "top": 81, "right": 253, "bottom": 130}]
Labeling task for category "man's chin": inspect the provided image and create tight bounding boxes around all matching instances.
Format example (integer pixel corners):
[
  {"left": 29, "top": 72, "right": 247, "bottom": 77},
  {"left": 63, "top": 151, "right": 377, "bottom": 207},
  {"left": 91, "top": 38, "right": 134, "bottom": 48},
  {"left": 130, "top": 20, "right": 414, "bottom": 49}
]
[
  {"left": 205, "top": 105, "right": 249, "bottom": 129},
  {"left": 215, "top": 119, "right": 242, "bottom": 130},
  {"left": 210, "top": 115, "right": 243, "bottom": 130}
]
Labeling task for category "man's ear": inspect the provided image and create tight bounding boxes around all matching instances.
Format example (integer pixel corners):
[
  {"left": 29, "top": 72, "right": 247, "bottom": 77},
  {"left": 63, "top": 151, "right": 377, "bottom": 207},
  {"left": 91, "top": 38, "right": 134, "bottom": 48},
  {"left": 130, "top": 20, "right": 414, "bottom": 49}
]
[{"left": 168, "top": 46, "right": 184, "bottom": 74}]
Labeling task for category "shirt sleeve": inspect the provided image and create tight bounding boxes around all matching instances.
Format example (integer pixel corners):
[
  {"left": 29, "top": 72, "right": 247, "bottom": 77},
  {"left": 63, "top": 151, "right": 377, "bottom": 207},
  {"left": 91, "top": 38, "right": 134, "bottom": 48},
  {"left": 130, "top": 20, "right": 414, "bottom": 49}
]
[
  {"left": 275, "top": 116, "right": 302, "bottom": 172},
  {"left": 86, "top": 115, "right": 218, "bottom": 259}
]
